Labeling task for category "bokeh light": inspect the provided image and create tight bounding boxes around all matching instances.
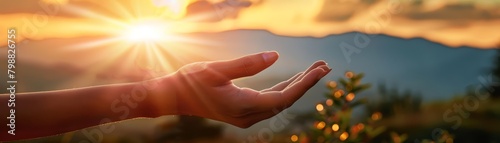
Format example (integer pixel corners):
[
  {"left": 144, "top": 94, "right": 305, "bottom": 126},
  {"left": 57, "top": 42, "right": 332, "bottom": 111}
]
[
  {"left": 316, "top": 103, "right": 324, "bottom": 112},
  {"left": 340, "top": 132, "right": 349, "bottom": 141},
  {"left": 290, "top": 135, "right": 298, "bottom": 142},
  {"left": 328, "top": 81, "right": 337, "bottom": 88},
  {"left": 331, "top": 124, "right": 339, "bottom": 131},
  {"left": 316, "top": 121, "right": 326, "bottom": 130},
  {"left": 334, "top": 90, "right": 344, "bottom": 98},
  {"left": 371, "top": 112, "right": 382, "bottom": 121},
  {"left": 345, "top": 93, "right": 355, "bottom": 102},
  {"left": 345, "top": 71, "right": 354, "bottom": 78},
  {"left": 326, "top": 99, "right": 333, "bottom": 106}
]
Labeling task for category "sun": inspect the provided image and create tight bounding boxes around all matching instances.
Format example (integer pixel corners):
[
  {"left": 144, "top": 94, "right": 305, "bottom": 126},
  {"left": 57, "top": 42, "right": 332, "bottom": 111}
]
[
  {"left": 60, "top": 0, "right": 230, "bottom": 78},
  {"left": 122, "top": 20, "right": 169, "bottom": 43},
  {"left": 125, "top": 24, "right": 163, "bottom": 42}
]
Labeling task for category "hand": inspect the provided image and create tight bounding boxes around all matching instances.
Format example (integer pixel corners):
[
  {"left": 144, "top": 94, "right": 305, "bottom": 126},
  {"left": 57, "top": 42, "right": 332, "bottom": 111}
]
[
  {"left": 157, "top": 51, "right": 331, "bottom": 128},
  {"left": 0, "top": 51, "right": 331, "bottom": 141}
]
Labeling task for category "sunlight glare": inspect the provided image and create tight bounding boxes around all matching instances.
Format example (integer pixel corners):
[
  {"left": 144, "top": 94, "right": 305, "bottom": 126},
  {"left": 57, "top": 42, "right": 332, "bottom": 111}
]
[
  {"left": 56, "top": 1, "right": 226, "bottom": 89},
  {"left": 123, "top": 21, "right": 168, "bottom": 43}
]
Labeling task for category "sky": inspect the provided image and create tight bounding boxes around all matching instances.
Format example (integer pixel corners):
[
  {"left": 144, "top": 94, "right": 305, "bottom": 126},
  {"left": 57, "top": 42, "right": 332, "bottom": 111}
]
[
  {"left": 0, "top": 0, "right": 499, "bottom": 141},
  {"left": 1, "top": 0, "right": 500, "bottom": 48}
]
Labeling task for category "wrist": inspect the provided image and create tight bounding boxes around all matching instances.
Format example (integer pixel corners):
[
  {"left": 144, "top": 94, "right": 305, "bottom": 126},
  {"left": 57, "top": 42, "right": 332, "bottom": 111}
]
[{"left": 143, "top": 74, "right": 179, "bottom": 118}]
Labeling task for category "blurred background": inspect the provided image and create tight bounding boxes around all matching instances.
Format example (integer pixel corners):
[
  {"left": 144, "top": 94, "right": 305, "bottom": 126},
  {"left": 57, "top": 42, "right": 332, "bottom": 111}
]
[{"left": 0, "top": 0, "right": 499, "bottom": 142}]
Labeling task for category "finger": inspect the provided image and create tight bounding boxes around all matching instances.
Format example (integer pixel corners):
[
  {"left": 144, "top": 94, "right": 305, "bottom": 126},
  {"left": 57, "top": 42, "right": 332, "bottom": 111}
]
[
  {"left": 207, "top": 51, "right": 279, "bottom": 85},
  {"left": 261, "top": 60, "right": 326, "bottom": 92},
  {"left": 287, "top": 60, "right": 326, "bottom": 87},
  {"left": 283, "top": 65, "right": 331, "bottom": 104},
  {"left": 252, "top": 66, "right": 331, "bottom": 110},
  {"left": 261, "top": 72, "right": 303, "bottom": 92}
]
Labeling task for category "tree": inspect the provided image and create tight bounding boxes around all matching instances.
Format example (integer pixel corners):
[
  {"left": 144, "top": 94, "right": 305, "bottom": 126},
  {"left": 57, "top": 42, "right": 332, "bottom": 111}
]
[
  {"left": 291, "top": 71, "right": 385, "bottom": 143},
  {"left": 290, "top": 71, "right": 453, "bottom": 143}
]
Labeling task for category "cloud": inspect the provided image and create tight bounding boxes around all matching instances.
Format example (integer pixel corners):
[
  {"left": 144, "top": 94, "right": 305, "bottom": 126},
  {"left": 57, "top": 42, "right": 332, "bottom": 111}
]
[
  {"left": 184, "top": 0, "right": 251, "bottom": 22},
  {"left": 0, "top": 0, "right": 499, "bottom": 48},
  {"left": 405, "top": 3, "right": 500, "bottom": 20},
  {"left": 315, "top": 0, "right": 375, "bottom": 22}
]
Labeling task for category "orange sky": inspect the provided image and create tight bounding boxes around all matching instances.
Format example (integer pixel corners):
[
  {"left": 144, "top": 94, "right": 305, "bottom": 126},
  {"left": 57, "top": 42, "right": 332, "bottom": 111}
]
[{"left": 1, "top": 0, "right": 499, "bottom": 48}]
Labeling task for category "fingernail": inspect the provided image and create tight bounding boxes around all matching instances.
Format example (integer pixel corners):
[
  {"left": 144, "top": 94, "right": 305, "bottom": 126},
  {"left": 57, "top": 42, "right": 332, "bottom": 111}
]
[
  {"left": 318, "top": 65, "right": 330, "bottom": 71},
  {"left": 317, "top": 66, "right": 331, "bottom": 79},
  {"left": 319, "top": 60, "right": 327, "bottom": 65},
  {"left": 262, "top": 51, "right": 278, "bottom": 63}
]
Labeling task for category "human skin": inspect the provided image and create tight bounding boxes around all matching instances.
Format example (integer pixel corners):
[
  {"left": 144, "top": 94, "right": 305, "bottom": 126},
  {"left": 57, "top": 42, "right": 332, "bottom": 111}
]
[{"left": 0, "top": 51, "right": 331, "bottom": 141}]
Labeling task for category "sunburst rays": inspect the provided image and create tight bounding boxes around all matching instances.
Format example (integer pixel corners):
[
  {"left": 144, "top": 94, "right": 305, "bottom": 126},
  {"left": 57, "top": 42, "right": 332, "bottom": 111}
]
[{"left": 54, "top": 0, "right": 228, "bottom": 88}]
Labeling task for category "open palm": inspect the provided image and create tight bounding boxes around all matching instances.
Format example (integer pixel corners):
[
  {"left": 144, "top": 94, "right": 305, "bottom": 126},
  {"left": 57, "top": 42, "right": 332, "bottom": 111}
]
[{"left": 167, "top": 51, "right": 331, "bottom": 128}]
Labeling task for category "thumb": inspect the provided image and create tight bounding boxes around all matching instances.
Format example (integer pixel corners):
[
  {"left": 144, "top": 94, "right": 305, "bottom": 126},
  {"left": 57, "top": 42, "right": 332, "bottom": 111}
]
[{"left": 208, "top": 51, "right": 279, "bottom": 83}]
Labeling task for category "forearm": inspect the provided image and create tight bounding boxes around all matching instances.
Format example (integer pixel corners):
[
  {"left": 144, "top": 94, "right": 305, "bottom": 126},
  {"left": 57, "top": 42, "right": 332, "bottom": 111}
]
[{"left": 0, "top": 75, "right": 177, "bottom": 141}]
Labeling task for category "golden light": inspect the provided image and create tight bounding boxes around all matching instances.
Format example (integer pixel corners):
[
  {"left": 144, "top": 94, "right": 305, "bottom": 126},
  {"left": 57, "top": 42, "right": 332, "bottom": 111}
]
[
  {"left": 331, "top": 124, "right": 339, "bottom": 131},
  {"left": 316, "top": 103, "right": 324, "bottom": 112},
  {"left": 60, "top": 2, "right": 224, "bottom": 86},
  {"left": 345, "top": 93, "right": 355, "bottom": 102},
  {"left": 345, "top": 71, "right": 354, "bottom": 78},
  {"left": 328, "top": 81, "right": 337, "bottom": 88},
  {"left": 290, "top": 135, "right": 298, "bottom": 142},
  {"left": 371, "top": 112, "right": 382, "bottom": 121},
  {"left": 122, "top": 20, "right": 169, "bottom": 43},
  {"left": 316, "top": 121, "right": 326, "bottom": 130},
  {"left": 339, "top": 132, "right": 349, "bottom": 141},
  {"left": 334, "top": 90, "right": 344, "bottom": 98},
  {"left": 18, "top": 0, "right": 233, "bottom": 90},
  {"left": 326, "top": 99, "right": 333, "bottom": 106}
]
